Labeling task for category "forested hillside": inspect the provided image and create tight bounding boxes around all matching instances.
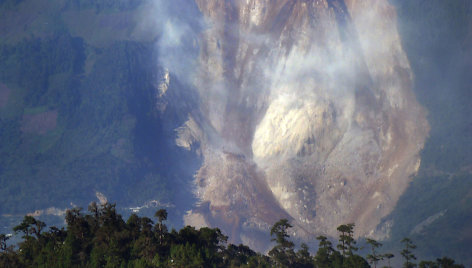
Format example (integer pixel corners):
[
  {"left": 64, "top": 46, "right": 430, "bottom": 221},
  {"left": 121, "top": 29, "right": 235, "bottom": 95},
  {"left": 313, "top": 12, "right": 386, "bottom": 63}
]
[
  {"left": 0, "top": 203, "right": 465, "bottom": 268},
  {"left": 382, "top": 0, "right": 472, "bottom": 263},
  {"left": 0, "top": 0, "right": 471, "bottom": 265},
  {"left": 0, "top": 0, "right": 200, "bottom": 234}
]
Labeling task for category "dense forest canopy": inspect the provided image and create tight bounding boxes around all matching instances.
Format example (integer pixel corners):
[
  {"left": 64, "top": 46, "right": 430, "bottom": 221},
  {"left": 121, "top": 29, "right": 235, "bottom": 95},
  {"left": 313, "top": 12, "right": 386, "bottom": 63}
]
[
  {"left": 0, "top": 203, "right": 465, "bottom": 268},
  {"left": 0, "top": 0, "right": 471, "bottom": 265}
]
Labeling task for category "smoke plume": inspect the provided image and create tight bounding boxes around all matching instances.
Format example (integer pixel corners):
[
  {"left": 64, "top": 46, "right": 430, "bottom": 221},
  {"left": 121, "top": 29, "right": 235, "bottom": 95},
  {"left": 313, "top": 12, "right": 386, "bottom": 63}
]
[{"left": 144, "top": 0, "right": 430, "bottom": 249}]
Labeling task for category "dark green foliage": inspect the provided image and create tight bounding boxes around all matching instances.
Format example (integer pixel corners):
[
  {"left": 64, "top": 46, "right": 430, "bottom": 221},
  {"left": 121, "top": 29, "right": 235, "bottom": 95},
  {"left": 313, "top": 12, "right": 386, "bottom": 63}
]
[
  {"left": 365, "top": 238, "right": 383, "bottom": 268},
  {"left": 337, "top": 223, "right": 357, "bottom": 257},
  {"left": 419, "top": 257, "right": 465, "bottom": 268},
  {"left": 0, "top": 34, "right": 84, "bottom": 107},
  {"left": 344, "top": 254, "right": 370, "bottom": 268},
  {"left": 0, "top": 1, "right": 470, "bottom": 265},
  {"left": 0, "top": 0, "right": 201, "bottom": 240},
  {"left": 314, "top": 229, "right": 378, "bottom": 268},
  {"left": 383, "top": 253, "right": 395, "bottom": 268},
  {"left": 314, "top": 235, "right": 341, "bottom": 268},
  {"left": 419, "top": 260, "right": 438, "bottom": 268},
  {"left": 401, "top": 238, "right": 417, "bottom": 268},
  {"left": 268, "top": 219, "right": 296, "bottom": 267},
  {"left": 435, "top": 257, "right": 465, "bottom": 268},
  {"left": 0, "top": 32, "right": 185, "bottom": 219},
  {"left": 0, "top": 212, "right": 466, "bottom": 267},
  {"left": 385, "top": 1, "right": 472, "bottom": 263},
  {"left": 1, "top": 204, "right": 227, "bottom": 267},
  {"left": 387, "top": 173, "right": 472, "bottom": 264},
  {"left": 155, "top": 209, "right": 168, "bottom": 247},
  {"left": 391, "top": 0, "right": 472, "bottom": 172},
  {"left": 224, "top": 244, "right": 256, "bottom": 267},
  {"left": 295, "top": 243, "right": 314, "bottom": 268},
  {"left": 0, "top": 234, "right": 9, "bottom": 251}
]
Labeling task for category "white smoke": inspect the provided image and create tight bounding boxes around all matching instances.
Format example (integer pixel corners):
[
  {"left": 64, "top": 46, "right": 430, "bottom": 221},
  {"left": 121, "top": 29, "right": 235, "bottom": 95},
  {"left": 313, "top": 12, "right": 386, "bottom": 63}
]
[
  {"left": 136, "top": 0, "right": 203, "bottom": 84},
  {"left": 139, "top": 0, "right": 429, "bottom": 246}
]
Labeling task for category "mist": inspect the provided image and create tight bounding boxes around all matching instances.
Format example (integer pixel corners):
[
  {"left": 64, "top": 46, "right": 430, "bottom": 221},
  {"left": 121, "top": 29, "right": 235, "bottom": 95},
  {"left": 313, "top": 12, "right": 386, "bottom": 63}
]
[
  {"left": 142, "top": 0, "right": 432, "bottom": 250},
  {"left": 137, "top": 0, "right": 203, "bottom": 84}
]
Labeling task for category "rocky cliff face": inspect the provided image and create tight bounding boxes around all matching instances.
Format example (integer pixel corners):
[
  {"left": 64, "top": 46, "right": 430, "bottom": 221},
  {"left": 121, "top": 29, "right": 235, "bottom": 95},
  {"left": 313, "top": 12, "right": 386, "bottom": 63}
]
[{"left": 174, "top": 0, "right": 429, "bottom": 249}]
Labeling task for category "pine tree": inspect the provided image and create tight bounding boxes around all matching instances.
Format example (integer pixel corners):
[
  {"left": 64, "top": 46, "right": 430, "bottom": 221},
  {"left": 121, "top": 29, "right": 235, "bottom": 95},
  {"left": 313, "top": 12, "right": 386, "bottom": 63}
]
[
  {"left": 401, "top": 237, "right": 417, "bottom": 268},
  {"left": 336, "top": 223, "right": 357, "bottom": 257},
  {"left": 269, "top": 219, "right": 296, "bottom": 267},
  {"left": 383, "top": 253, "right": 395, "bottom": 268},
  {"left": 314, "top": 235, "right": 337, "bottom": 268},
  {"left": 154, "top": 209, "right": 168, "bottom": 247},
  {"left": 366, "top": 238, "right": 383, "bottom": 268},
  {"left": 418, "top": 260, "right": 438, "bottom": 268},
  {"left": 0, "top": 234, "right": 9, "bottom": 252},
  {"left": 295, "top": 243, "right": 313, "bottom": 268},
  {"left": 435, "top": 256, "right": 465, "bottom": 268}
]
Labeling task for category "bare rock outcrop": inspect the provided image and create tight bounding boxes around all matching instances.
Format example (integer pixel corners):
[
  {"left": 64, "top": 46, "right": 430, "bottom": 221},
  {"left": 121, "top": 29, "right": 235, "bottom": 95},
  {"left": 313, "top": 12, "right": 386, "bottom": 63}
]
[{"left": 176, "top": 0, "right": 429, "bottom": 248}]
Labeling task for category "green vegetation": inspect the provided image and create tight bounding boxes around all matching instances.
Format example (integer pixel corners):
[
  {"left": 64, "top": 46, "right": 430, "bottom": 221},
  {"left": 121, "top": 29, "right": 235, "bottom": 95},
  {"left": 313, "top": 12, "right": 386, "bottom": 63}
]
[
  {"left": 0, "top": 16, "right": 200, "bottom": 212},
  {"left": 400, "top": 238, "right": 417, "bottom": 268},
  {"left": 384, "top": 0, "right": 472, "bottom": 264},
  {"left": 0, "top": 0, "right": 470, "bottom": 265},
  {"left": 0, "top": 205, "right": 465, "bottom": 268},
  {"left": 365, "top": 239, "right": 382, "bottom": 268},
  {"left": 0, "top": 2, "right": 196, "bottom": 236},
  {"left": 0, "top": 33, "right": 168, "bottom": 213}
]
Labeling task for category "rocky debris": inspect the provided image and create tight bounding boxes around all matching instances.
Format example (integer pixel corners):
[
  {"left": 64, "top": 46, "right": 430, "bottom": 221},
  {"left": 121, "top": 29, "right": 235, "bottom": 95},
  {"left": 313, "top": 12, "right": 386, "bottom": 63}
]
[
  {"left": 175, "top": 0, "right": 429, "bottom": 250},
  {"left": 95, "top": 191, "right": 108, "bottom": 205},
  {"left": 411, "top": 210, "right": 447, "bottom": 235}
]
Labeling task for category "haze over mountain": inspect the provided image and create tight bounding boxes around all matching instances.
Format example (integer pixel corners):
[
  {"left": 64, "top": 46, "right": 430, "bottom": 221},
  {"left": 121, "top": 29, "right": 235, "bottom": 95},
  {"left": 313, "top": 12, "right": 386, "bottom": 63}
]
[
  {"left": 178, "top": 0, "right": 430, "bottom": 250},
  {"left": 0, "top": 0, "right": 471, "bottom": 264}
]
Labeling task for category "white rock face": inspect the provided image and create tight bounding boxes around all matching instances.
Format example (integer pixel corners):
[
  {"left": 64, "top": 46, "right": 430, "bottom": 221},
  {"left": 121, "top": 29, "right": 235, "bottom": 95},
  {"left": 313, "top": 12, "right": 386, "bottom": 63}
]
[{"left": 178, "top": 0, "right": 429, "bottom": 247}]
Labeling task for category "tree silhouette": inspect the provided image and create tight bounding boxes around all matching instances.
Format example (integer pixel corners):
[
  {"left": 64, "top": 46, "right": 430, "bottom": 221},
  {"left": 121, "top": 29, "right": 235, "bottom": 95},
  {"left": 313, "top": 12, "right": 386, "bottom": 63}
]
[
  {"left": 13, "top": 216, "right": 37, "bottom": 239},
  {"left": 418, "top": 260, "right": 438, "bottom": 268},
  {"left": 436, "top": 256, "right": 465, "bottom": 268},
  {"left": 0, "top": 234, "right": 9, "bottom": 252},
  {"left": 0, "top": 203, "right": 466, "bottom": 267},
  {"left": 366, "top": 238, "right": 383, "bottom": 268},
  {"left": 401, "top": 237, "right": 417, "bottom": 268},
  {"left": 154, "top": 209, "right": 168, "bottom": 247},
  {"left": 296, "top": 243, "right": 314, "bottom": 268},
  {"left": 383, "top": 253, "right": 395, "bottom": 268},
  {"left": 314, "top": 235, "right": 341, "bottom": 267},
  {"left": 337, "top": 223, "right": 357, "bottom": 257},
  {"left": 269, "top": 218, "right": 296, "bottom": 267}
]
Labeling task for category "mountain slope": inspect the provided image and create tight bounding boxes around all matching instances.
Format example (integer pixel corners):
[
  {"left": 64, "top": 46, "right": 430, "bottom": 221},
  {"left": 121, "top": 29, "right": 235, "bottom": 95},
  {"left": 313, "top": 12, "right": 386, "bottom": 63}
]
[
  {"left": 382, "top": 0, "right": 472, "bottom": 263},
  {"left": 175, "top": 0, "right": 428, "bottom": 250},
  {"left": 0, "top": 0, "right": 200, "bottom": 232}
]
